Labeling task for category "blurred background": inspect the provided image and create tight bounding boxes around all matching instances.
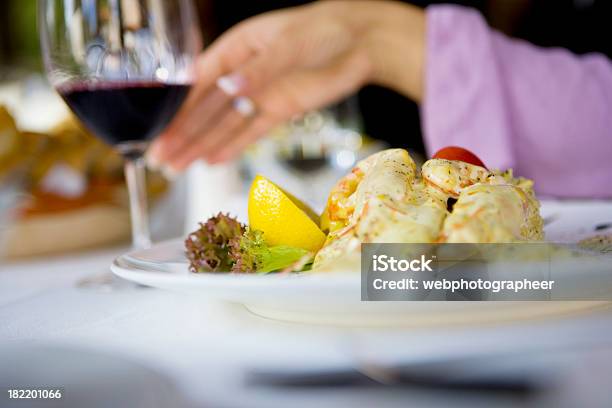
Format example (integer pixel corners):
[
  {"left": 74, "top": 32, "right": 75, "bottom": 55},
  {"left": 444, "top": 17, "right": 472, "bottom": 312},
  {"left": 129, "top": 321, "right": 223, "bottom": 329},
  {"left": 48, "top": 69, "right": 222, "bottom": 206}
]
[{"left": 2, "top": 0, "right": 612, "bottom": 259}]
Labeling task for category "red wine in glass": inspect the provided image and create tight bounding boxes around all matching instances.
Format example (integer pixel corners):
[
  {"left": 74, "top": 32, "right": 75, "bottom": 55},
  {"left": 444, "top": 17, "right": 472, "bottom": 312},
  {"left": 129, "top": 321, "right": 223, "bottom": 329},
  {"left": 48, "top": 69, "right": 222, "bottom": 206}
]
[
  {"left": 59, "top": 82, "right": 190, "bottom": 149},
  {"left": 40, "top": 0, "right": 202, "bottom": 277}
]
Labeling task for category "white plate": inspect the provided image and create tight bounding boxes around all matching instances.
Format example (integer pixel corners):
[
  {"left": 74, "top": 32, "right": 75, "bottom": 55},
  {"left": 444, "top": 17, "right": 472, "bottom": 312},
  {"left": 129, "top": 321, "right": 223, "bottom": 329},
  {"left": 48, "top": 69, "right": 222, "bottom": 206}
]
[{"left": 111, "top": 200, "right": 612, "bottom": 326}]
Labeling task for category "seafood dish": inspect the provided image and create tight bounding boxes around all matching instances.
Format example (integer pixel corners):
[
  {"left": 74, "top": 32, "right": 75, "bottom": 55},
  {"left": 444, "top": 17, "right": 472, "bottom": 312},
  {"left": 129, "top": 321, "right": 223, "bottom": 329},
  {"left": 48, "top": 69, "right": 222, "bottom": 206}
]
[{"left": 186, "top": 146, "right": 544, "bottom": 274}]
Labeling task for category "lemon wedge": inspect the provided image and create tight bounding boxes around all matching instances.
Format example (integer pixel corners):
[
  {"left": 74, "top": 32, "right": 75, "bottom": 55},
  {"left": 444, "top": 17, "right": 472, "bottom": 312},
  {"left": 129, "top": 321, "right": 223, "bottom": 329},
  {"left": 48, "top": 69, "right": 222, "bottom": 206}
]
[{"left": 248, "top": 175, "right": 326, "bottom": 252}]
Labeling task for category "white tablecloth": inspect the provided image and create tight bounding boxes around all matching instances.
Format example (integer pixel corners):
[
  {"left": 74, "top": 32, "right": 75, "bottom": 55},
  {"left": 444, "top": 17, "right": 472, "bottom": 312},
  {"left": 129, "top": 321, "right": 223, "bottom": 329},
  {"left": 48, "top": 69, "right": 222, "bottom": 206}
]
[{"left": 2, "top": 244, "right": 612, "bottom": 408}]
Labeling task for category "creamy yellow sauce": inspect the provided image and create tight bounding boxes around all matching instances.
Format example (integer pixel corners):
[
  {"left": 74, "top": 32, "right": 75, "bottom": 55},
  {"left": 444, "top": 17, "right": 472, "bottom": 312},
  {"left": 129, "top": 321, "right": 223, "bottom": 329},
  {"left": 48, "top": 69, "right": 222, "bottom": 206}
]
[{"left": 313, "top": 149, "right": 543, "bottom": 271}]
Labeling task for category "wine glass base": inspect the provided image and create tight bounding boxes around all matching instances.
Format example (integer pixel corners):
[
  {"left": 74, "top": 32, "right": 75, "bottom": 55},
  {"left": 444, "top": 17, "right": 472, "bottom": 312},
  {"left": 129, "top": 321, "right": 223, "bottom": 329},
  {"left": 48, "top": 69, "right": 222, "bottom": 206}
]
[{"left": 76, "top": 271, "right": 148, "bottom": 290}]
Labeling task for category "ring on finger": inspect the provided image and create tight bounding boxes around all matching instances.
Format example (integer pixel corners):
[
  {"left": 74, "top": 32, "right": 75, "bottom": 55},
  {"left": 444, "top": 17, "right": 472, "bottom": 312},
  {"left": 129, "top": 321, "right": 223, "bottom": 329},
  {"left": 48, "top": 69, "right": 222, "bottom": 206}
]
[{"left": 232, "top": 96, "right": 257, "bottom": 118}]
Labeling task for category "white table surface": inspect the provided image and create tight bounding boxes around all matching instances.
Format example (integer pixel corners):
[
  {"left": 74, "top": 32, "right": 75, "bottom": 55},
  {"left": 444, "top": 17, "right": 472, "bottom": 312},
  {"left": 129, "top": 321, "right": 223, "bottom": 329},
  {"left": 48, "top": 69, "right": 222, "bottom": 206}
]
[
  {"left": 2, "top": 245, "right": 612, "bottom": 408},
  {"left": 2, "top": 199, "right": 612, "bottom": 407}
]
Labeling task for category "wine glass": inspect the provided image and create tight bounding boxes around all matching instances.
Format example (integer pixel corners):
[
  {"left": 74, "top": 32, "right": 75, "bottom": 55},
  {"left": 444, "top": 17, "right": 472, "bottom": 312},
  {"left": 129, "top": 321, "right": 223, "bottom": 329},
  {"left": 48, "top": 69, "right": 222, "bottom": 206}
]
[{"left": 38, "top": 0, "right": 202, "bottom": 252}]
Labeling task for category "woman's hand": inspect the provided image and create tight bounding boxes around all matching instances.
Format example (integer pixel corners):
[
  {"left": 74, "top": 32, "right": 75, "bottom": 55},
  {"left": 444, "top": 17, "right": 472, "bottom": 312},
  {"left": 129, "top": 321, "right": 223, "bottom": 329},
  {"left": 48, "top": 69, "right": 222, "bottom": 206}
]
[{"left": 147, "top": 0, "right": 425, "bottom": 172}]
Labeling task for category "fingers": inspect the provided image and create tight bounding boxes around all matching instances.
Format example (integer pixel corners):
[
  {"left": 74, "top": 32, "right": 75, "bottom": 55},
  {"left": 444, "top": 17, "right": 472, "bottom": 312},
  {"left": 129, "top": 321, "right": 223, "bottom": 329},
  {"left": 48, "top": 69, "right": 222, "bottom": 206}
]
[
  {"left": 147, "top": 17, "right": 278, "bottom": 166},
  {"left": 148, "top": 86, "right": 231, "bottom": 164},
  {"left": 148, "top": 23, "right": 257, "bottom": 162},
  {"left": 222, "top": 40, "right": 296, "bottom": 96},
  {"left": 158, "top": 49, "right": 371, "bottom": 170},
  {"left": 166, "top": 106, "right": 252, "bottom": 171},
  {"left": 192, "top": 22, "right": 257, "bottom": 90},
  {"left": 147, "top": 6, "right": 362, "bottom": 171},
  {"left": 148, "top": 44, "right": 296, "bottom": 169},
  {"left": 191, "top": 12, "right": 291, "bottom": 91},
  {"left": 209, "top": 50, "right": 372, "bottom": 163}
]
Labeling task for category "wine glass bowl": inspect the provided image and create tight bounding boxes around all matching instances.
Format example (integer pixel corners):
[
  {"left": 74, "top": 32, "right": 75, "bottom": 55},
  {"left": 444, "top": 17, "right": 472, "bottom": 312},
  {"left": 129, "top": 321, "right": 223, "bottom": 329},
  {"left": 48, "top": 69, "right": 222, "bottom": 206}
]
[
  {"left": 39, "top": 0, "right": 201, "bottom": 149},
  {"left": 39, "top": 0, "right": 201, "bottom": 87}
]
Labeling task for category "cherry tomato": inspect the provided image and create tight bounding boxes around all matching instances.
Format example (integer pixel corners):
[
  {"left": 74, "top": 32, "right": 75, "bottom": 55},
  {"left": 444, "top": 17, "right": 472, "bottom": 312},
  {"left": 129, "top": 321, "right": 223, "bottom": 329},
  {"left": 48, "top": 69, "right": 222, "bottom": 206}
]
[{"left": 432, "top": 146, "right": 486, "bottom": 168}]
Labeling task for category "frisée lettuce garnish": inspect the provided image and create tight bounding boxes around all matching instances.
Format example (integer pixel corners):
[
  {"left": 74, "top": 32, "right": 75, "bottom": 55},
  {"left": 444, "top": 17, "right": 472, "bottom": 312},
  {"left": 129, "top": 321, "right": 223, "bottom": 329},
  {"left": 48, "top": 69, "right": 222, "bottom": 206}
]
[{"left": 185, "top": 213, "right": 312, "bottom": 274}]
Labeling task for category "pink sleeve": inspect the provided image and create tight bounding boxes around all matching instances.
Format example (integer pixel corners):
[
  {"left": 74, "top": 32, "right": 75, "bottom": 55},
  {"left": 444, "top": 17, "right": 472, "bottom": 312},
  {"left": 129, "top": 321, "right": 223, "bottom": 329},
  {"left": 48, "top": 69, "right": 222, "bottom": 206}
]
[{"left": 423, "top": 5, "right": 612, "bottom": 198}]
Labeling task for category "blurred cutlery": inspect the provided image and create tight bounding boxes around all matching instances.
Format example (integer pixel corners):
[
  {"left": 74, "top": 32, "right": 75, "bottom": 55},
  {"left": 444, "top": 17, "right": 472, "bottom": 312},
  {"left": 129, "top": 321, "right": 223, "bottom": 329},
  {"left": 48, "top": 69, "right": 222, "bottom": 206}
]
[{"left": 247, "top": 343, "right": 612, "bottom": 394}]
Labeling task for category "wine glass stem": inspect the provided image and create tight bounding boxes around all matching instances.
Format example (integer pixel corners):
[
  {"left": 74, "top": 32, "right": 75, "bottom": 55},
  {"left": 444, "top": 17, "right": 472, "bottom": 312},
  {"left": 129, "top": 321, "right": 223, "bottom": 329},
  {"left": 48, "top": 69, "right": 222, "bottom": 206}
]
[{"left": 124, "top": 155, "right": 151, "bottom": 249}]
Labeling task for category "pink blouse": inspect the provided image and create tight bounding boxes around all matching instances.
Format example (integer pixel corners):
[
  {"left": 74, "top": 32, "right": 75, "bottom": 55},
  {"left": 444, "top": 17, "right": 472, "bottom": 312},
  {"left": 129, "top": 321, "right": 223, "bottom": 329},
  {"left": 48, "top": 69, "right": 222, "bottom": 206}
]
[{"left": 423, "top": 5, "right": 612, "bottom": 198}]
